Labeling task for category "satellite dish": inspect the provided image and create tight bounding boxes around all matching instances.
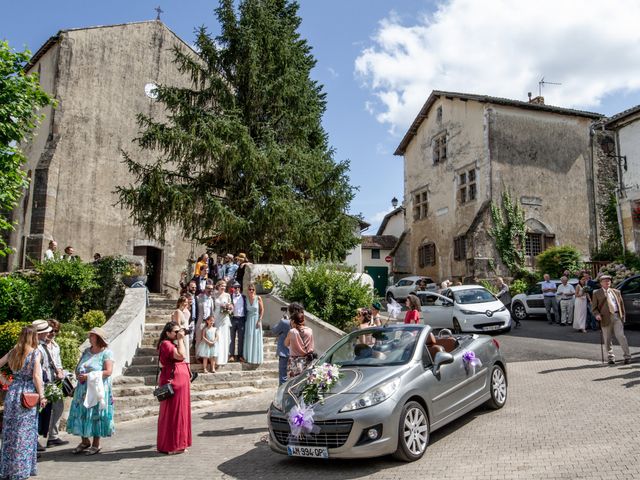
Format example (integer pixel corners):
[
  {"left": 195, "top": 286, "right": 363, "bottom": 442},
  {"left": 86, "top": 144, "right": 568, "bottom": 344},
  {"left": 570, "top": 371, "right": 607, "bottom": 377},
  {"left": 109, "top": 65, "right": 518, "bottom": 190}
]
[{"left": 144, "top": 83, "right": 158, "bottom": 99}]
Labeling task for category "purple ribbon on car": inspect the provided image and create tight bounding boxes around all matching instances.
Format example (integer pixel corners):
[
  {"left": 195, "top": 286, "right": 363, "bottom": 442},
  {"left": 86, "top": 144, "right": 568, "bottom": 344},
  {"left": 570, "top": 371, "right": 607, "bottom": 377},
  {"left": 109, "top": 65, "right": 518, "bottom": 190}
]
[
  {"left": 288, "top": 401, "right": 319, "bottom": 438},
  {"left": 462, "top": 350, "right": 482, "bottom": 373}
]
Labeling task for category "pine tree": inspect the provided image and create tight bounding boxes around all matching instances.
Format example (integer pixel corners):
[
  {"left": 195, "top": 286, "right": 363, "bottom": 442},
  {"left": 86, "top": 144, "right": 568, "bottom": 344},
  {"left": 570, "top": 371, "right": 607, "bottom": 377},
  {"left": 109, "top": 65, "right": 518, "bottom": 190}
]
[{"left": 117, "top": 0, "right": 360, "bottom": 262}]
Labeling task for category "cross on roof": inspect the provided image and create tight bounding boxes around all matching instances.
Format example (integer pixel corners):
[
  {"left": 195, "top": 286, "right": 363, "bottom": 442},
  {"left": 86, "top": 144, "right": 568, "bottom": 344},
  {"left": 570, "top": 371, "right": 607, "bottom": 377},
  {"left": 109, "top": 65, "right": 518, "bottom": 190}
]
[{"left": 155, "top": 6, "right": 163, "bottom": 20}]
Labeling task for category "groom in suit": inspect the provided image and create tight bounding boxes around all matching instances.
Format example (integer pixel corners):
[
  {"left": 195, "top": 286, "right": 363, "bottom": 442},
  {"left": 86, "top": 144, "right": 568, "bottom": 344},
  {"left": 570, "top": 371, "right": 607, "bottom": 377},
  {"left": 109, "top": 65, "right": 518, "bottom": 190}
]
[{"left": 591, "top": 275, "right": 631, "bottom": 365}]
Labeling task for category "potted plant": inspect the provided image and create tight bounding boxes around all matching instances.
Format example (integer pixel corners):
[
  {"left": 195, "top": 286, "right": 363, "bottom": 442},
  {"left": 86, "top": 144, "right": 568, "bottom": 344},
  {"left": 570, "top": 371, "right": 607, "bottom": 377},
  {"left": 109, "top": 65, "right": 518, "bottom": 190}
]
[
  {"left": 254, "top": 272, "right": 274, "bottom": 295},
  {"left": 121, "top": 261, "right": 147, "bottom": 287}
]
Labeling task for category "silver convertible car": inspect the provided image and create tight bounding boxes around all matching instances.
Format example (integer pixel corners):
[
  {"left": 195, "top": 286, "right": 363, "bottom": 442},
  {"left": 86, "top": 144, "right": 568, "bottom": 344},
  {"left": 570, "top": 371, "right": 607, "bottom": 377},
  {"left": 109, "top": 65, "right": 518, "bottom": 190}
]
[{"left": 268, "top": 325, "right": 507, "bottom": 461}]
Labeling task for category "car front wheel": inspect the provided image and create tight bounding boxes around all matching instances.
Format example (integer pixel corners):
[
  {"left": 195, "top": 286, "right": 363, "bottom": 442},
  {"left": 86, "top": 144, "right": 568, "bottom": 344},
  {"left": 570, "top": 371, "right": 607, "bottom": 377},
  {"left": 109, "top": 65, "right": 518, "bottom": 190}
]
[
  {"left": 511, "top": 302, "right": 527, "bottom": 321},
  {"left": 393, "top": 401, "right": 430, "bottom": 462},
  {"left": 485, "top": 364, "right": 507, "bottom": 409}
]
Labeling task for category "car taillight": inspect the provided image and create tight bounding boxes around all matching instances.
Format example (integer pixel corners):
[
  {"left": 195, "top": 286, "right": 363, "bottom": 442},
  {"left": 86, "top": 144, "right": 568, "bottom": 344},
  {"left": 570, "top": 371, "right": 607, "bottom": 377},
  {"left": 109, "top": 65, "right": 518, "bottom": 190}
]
[{"left": 492, "top": 338, "right": 500, "bottom": 349}]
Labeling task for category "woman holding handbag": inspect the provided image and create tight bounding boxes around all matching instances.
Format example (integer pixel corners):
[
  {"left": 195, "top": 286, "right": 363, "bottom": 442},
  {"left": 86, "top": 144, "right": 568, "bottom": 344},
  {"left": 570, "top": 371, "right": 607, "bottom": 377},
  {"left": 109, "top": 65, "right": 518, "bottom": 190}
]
[
  {"left": 0, "top": 325, "right": 47, "bottom": 479},
  {"left": 156, "top": 321, "right": 192, "bottom": 454}
]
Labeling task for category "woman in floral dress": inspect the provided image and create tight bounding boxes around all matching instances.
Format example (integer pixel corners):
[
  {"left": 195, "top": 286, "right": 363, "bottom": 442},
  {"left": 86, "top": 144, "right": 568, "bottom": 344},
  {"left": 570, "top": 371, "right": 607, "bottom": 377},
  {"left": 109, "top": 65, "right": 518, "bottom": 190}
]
[
  {"left": 0, "top": 326, "right": 47, "bottom": 480},
  {"left": 66, "top": 327, "right": 114, "bottom": 455},
  {"left": 213, "top": 280, "right": 232, "bottom": 365}
]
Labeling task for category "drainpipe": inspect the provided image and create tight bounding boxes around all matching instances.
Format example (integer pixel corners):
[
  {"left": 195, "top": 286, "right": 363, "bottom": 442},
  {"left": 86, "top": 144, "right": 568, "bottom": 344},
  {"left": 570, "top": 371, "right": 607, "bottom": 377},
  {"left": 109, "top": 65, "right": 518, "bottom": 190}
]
[{"left": 614, "top": 129, "right": 627, "bottom": 253}]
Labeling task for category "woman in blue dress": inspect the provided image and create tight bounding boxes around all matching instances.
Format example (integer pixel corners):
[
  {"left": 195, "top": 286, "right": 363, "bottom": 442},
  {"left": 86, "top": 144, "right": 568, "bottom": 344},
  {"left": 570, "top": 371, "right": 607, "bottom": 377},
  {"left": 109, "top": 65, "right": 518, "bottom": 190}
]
[
  {"left": 243, "top": 283, "right": 264, "bottom": 365},
  {"left": 0, "top": 325, "right": 47, "bottom": 480},
  {"left": 66, "top": 327, "right": 114, "bottom": 455}
]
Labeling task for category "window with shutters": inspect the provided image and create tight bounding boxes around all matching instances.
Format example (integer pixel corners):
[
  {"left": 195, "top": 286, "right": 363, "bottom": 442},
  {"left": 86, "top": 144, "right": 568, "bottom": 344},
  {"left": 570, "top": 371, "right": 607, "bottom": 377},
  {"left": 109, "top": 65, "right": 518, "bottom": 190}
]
[
  {"left": 525, "top": 233, "right": 542, "bottom": 257},
  {"left": 371, "top": 249, "right": 380, "bottom": 259},
  {"left": 432, "top": 132, "right": 447, "bottom": 164},
  {"left": 418, "top": 243, "right": 436, "bottom": 267},
  {"left": 453, "top": 235, "right": 466, "bottom": 261},
  {"left": 413, "top": 188, "right": 429, "bottom": 221}
]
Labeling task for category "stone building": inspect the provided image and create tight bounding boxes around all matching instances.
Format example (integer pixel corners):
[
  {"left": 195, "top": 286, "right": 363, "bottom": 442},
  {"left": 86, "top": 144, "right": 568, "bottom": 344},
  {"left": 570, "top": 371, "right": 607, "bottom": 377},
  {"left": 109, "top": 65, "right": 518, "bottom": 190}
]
[
  {"left": 1, "top": 21, "right": 203, "bottom": 293},
  {"left": 604, "top": 105, "right": 640, "bottom": 253},
  {"left": 393, "top": 90, "right": 610, "bottom": 282}
]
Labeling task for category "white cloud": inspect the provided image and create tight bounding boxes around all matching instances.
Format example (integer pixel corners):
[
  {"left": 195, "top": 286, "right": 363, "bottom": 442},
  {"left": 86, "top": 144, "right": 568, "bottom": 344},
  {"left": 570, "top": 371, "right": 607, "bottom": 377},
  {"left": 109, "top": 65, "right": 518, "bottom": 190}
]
[
  {"left": 368, "top": 207, "right": 394, "bottom": 225},
  {"left": 327, "top": 67, "right": 339, "bottom": 78},
  {"left": 355, "top": 0, "right": 640, "bottom": 133}
]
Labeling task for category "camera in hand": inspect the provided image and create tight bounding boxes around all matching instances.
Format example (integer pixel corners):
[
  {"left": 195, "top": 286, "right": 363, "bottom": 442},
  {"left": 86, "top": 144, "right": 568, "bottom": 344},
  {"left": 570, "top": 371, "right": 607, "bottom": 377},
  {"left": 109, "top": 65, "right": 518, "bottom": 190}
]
[{"left": 182, "top": 324, "right": 195, "bottom": 335}]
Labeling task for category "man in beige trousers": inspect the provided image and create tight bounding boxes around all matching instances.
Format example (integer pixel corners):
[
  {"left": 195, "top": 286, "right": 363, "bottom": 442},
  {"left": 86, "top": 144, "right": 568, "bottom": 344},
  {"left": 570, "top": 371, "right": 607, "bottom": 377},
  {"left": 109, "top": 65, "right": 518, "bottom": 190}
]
[{"left": 591, "top": 275, "right": 631, "bottom": 365}]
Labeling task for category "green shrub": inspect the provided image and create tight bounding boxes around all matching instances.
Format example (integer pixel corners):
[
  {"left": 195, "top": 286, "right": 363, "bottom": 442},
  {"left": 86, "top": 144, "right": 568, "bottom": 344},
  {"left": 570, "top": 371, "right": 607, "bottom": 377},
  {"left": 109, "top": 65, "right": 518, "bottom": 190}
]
[
  {"left": 34, "top": 259, "right": 99, "bottom": 322},
  {"left": 0, "top": 274, "right": 51, "bottom": 323},
  {"left": 59, "top": 322, "right": 87, "bottom": 340},
  {"left": 75, "top": 310, "right": 106, "bottom": 331},
  {"left": 56, "top": 332, "right": 81, "bottom": 371},
  {"left": 479, "top": 280, "right": 498, "bottom": 294},
  {"left": 510, "top": 279, "right": 529, "bottom": 296},
  {"left": 87, "top": 256, "right": 130, "bottom": 317},
  {"left": 535, "top": 245, "right": 582, "bottom": 279},
  {"left": 279, "top": 259, "right": 374, "bottom": 332},
  {"left": 0, "top": 321, "right": 30, "bottom": 359}
]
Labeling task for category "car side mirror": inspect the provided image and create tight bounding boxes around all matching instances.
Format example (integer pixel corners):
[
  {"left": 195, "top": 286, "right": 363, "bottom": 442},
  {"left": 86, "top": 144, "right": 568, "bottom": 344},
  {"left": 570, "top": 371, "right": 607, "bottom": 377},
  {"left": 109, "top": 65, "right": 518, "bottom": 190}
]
[{"left": 433, "top": 351, "right": 454, "bottom": 377}]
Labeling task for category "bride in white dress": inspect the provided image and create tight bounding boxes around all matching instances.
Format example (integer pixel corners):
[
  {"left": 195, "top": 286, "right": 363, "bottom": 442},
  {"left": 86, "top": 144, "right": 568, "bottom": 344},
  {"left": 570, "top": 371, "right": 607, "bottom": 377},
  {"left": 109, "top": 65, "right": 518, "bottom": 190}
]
[
  {"left": 572, "top": 277, "right": 588, "bottom": 333},
  {"left": 213, "top": 280, "right": 232, "bottom": 365}
]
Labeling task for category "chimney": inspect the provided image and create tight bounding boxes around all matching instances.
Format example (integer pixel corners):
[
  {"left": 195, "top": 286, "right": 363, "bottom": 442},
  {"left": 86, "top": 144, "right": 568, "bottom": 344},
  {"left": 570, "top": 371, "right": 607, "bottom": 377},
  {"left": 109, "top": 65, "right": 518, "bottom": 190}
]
[{"left": 529, "top": 95, "right": 545, "bottom": 105}]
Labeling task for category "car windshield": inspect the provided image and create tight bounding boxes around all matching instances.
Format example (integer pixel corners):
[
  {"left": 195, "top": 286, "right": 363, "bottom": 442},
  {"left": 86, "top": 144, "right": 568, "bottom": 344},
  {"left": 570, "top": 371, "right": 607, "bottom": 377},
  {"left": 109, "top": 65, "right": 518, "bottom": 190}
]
[
  {"left": 322, "top": 326, "right": 422, "bottom": 367},
  {"left": 453, "top": 288, "right": 496, "bottom": 304}
]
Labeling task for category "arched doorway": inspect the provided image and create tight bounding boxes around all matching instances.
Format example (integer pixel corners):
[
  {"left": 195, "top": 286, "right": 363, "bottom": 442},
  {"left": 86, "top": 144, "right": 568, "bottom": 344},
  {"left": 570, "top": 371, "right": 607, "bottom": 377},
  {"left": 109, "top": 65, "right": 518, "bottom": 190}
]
[{"left": 133, "top": 246, "right": 163, "bottom": 293}]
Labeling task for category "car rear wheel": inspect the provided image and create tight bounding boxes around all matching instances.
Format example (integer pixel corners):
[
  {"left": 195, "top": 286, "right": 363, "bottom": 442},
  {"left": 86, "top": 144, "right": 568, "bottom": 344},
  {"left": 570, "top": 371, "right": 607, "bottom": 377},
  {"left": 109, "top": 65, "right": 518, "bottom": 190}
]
[
  {"left": 393, "top": 401, "right": 429, "bottom": 462},
  {"left": 386, "top": 292, "right": 395, "bottom": 303},
  {"left": 511, "top": 302, "right": 527, "bottom": 321},
  {"left": 452, "top": 318, "right": 462, "bottom": 334},
  {"left": 485, "top": 364, "right": 507, "bottom": 409}
]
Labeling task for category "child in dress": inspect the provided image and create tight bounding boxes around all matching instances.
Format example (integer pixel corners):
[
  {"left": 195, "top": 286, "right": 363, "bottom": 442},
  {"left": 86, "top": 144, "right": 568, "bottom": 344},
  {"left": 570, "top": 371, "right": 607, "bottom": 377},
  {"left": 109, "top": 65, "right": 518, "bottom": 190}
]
[{"left": 197, "top": 315, "right": 219, "bottom": 373}]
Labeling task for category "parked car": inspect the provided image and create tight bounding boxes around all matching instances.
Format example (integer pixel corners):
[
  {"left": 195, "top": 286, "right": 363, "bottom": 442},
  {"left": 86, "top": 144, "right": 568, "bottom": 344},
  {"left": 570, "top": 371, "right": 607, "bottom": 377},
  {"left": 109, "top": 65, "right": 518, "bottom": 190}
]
[
  {"left": 615, "top": 275, "right": 640, "bottom": 327},
  {"left": 268, "top": 324, "right": 507, "bottom": 461},
  {"left": 510, "top": 278, "right": 579, "bottom": 321},
  {"left": 386, "top": 276, "right": 436, "bottom": 302},
  {"left": 417, "top": 285, "right": 511, "bottom": 333}
]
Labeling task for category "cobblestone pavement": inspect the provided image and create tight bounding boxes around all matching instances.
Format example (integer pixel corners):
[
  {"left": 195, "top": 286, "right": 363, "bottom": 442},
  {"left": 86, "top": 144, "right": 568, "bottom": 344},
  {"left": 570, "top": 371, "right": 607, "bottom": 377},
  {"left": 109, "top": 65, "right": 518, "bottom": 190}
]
[{"left": 39, "top": 357, "right": 640, "bottom": 480}]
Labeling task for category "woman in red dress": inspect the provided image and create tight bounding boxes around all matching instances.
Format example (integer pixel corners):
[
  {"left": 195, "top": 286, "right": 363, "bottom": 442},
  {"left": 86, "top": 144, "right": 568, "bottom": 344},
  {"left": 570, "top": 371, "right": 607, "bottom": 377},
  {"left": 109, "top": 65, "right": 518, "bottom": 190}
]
[{"left": 157, "top": 321, "right": 192, "bottom": 454}]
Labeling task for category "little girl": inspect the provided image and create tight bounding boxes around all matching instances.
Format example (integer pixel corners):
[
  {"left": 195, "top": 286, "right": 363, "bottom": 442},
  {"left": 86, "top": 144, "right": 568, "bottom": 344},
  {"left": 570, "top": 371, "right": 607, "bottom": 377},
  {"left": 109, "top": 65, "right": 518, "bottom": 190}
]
[{"left": 197, "top": 315, "right": 218, "bottom": 373}]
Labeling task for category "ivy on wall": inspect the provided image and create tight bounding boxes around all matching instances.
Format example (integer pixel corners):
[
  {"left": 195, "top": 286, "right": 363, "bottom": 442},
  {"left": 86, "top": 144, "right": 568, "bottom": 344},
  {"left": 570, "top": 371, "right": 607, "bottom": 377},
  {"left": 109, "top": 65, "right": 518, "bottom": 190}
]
[{"left": 489, "top": 191, "right": 526, "bottom": 275}]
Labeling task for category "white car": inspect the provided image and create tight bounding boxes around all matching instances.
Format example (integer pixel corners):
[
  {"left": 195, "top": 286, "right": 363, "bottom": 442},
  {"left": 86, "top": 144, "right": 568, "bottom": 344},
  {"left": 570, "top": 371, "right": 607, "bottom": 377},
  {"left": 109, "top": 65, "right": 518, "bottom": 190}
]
[
  {"left": 385, "top": 276, "right": 437, "bottom": 303},
  {"left": 510, "top": 278, "right": 579, "bottom": 321},
  {"left": 416, "top": 285, "right": 512, "bottom": 334}
]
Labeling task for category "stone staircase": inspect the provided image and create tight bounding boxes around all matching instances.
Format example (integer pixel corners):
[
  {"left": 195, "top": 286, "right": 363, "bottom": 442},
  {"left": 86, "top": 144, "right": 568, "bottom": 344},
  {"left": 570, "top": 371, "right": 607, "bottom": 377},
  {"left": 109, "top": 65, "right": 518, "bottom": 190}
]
[{"left": 112, "top": 293, "right": 279, "bottom": 423}]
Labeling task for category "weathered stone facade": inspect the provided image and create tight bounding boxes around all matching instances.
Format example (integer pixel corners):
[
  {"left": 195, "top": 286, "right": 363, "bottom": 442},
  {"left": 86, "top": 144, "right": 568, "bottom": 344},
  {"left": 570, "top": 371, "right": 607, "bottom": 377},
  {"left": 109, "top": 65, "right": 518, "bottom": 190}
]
[
  {"left": 4, "top": 21, "right": 204, "bottom": 292},
  {"left": 394, "top": 91, "right": 611, "bottom": 282}
]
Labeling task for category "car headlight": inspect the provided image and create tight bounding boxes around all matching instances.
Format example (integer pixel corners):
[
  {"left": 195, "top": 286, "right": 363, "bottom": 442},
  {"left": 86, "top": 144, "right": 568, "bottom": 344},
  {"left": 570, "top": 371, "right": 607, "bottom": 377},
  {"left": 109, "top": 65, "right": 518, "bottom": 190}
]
[
  {"left": 273, "top": 383, "right": 286, "bottom": 411},
  {"left": 496, "top": 306, "right": 506, "bottom": 312},
  {"left": 340, "top": 378, "right": 400, "bottom": 412},
  {"left": 460, "top": 309, "right": 480, "bottom": 315}
]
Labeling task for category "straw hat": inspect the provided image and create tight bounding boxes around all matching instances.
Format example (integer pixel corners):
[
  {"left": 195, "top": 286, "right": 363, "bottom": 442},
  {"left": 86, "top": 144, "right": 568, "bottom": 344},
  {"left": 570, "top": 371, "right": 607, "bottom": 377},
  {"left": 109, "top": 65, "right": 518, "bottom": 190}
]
[
  {"left": 89, "top": 327, "right": 109, "bottom": 345},
  {"left": 236, "top": 252, "right": 248, "bottom": 262},
  {"left": 32, "top": 319, "right": 52, "bottom": 334}
]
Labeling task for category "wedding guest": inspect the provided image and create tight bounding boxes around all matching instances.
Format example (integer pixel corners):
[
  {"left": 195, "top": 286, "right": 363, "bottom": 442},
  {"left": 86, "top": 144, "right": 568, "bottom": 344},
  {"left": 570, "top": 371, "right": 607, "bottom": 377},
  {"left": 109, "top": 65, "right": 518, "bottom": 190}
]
[
  {"left": 243, "top": 282, "right": 264, "bottom": 365},
  {"left": 235, "top": 253, "right": 250, "bottom": 291},
  {"left": 229, "top": 281, "right": 247, "bottom": 363},
  {"left": 495, "top": 277, "right": 520, "bottom": 328},
  {"left": 44, "top": 240, "right": 58, "bottom": 261},
  {"left": 197, "top": 316, "right": 218, "bottom": 373},
  {"left": 285, "top": 308, "right": 315, "bottom": 378},
  {"left": 44, "top": 319, "right": 68, "bottom": 448},
  {"left": 573, "top": 276, "right": 588, "bottom": 333},
  {"left": 357, "top": 308, "right": 376, "bottom": 345},
  {"left": 371, "top": 302, "right": 383, "bottom": 326},
  {"left": 67, "top": 327, "right": 114, "bottom": 455},
  {"left": 404, "top": 294, "right": 421, "bottom": 324},
  {"left": 195, "top": 254, "right": 209, "bottom": 281},
  {"left": 213, "top": 280, "right": 232, "bottom": 366},
  {"left": 0, "top": 326, "right": 46, "bottom": 479},
  {"left": 272, "top": 307, "right": 292, "bottom": 385},
  {"left": 196, "top": 283, "right": 214, "bottom": 346},
  {"left": 157, "top": 322, "right": 192, "bottom": 454},
  {"left": 171, "top": 296, "right": 191, "bottom": 363}
]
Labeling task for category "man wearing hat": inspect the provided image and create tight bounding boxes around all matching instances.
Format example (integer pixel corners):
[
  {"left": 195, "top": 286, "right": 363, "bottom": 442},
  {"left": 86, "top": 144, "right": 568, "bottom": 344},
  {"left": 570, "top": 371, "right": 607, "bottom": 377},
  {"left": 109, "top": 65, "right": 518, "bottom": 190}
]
[
  {"left": 229, "top": 281, "right": 247, "bottom": 362},
  {"left": 235, "top": 253, "right": 249, "bottom": 292},
  {"left": 591, "top": 275, "right": 631, "bottom": 365},
  {"left": 223, "top": 253, "right": 238, "bottom": 282},
  {"left": 371, "top": 302, "right": 383, "bottom": 326}
]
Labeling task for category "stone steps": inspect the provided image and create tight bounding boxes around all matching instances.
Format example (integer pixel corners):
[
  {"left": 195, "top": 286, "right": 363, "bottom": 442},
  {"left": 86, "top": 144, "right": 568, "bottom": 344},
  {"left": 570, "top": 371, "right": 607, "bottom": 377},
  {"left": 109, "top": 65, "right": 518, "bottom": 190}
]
[{"left": 124, "top": 359, "right": 279, "bottom": 376}]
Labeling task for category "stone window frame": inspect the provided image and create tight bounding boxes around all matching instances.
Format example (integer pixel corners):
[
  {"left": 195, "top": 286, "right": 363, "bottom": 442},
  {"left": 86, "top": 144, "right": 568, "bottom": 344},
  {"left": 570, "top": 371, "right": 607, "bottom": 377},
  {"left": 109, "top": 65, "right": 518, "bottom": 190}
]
[
  {"left": 458, "top": 167, "right": 477, "bottom": 205},
  {"left": 432, "top": 131, "right": 447, "bottom": 165},
  {"left": 418, "top": 242, "right": 436, "bottom": 267},
  {"left": 525, "top": 232, "right": 556, "bottom": 257},
  {"left": 453, "top": 235, "right": 466, "bottom": 261},
  {"left": 412, "top": 186, "right": 429, "bottom": 221}
]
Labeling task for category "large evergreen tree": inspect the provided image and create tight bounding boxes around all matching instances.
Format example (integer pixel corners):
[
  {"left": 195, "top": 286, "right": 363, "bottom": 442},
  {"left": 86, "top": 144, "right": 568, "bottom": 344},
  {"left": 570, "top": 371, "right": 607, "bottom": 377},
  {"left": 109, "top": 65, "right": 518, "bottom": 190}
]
[{"left": 117, "top": 0, "right": 360, "bottom": 262}]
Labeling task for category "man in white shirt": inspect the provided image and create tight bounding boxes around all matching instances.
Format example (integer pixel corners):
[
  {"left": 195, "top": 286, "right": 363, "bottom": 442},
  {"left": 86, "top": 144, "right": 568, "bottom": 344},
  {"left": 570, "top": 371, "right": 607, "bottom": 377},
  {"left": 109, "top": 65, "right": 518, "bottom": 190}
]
[
  {"left": 229, "top": 281, "right": 247, "bottom": 362},
  {"left": 556, "top": 276, "right": 575, "bottom": 326},
  {"left": 44, "top": 240, "right": 57, "bottom": 261},
  {"left": 541, "top": 274, "right": 560, "bottom": 324}
]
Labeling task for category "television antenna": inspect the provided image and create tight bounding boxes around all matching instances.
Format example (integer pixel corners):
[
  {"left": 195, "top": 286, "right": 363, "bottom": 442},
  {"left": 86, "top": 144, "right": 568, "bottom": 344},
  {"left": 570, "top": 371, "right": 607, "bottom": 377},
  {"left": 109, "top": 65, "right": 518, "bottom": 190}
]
[{"left": 538, "top": 76, "right": 561, "bottom": 96}]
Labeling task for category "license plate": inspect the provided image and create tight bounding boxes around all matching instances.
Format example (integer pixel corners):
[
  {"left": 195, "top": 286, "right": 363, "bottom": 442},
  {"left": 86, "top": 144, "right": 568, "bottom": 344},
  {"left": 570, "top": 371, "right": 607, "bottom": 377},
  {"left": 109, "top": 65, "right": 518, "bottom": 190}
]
[
  {"left": 483, "top": 325, "right": 502, "bottom": 331},
  {"left": 287, "top": 445, "right": 328, "bottom": 458}
]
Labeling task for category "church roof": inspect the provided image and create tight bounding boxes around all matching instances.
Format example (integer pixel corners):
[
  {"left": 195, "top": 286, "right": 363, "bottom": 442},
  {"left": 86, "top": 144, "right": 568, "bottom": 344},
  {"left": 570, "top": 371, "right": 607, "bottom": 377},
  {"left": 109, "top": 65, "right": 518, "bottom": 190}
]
[
  {"left": 26, "top": 20, "right": 196, "bottom": 71},
  {"left": 394, "top": 90, "right": 603, "bottom": 156}
]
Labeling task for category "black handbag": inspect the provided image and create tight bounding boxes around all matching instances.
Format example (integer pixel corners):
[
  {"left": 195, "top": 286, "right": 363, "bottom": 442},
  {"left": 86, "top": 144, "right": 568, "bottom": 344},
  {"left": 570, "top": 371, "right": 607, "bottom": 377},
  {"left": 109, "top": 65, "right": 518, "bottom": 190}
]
[
  {"left": 61, "top": 375, "right": 76, "bottom": 397},
  {"left": 153, "top": 353, "right": 175, "bottom": 402}
]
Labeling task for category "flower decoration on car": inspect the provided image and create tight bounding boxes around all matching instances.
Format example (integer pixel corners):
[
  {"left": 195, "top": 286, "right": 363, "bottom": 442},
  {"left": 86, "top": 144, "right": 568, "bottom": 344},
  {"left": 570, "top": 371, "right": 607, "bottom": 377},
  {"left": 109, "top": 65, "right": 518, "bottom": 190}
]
[
  {"left": 462, "top": 350, "right": 482, "bottom": 375},
  {"left": 287, "top": 363, "right": 342, "bottom": 438}
]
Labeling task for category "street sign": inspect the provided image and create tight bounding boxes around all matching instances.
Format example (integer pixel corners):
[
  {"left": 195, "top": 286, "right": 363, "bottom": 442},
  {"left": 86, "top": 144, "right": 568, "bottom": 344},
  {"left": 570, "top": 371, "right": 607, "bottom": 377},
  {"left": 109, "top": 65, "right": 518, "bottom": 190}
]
[{"left": 385, "top": 255, "right": 392, "bottom": 263}]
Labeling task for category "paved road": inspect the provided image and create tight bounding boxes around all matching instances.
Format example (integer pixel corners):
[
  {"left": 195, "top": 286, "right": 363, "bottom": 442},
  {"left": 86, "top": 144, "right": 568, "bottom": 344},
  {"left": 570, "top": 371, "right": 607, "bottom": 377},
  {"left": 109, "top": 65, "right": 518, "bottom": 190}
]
[{"left": 38, "top": 327, "right": 640, "bottom": 479}]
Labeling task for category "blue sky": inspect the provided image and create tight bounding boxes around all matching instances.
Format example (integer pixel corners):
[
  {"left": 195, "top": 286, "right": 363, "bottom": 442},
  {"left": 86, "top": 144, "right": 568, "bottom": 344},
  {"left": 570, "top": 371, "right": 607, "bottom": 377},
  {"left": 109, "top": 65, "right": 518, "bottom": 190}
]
[{"left": 3, "top": 0, "right": 640, "bottom": 233}]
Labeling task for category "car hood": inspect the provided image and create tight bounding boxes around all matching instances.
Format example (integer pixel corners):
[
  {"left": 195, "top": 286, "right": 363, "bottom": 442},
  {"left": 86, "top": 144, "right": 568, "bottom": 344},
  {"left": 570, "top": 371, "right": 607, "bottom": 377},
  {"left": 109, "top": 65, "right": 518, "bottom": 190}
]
[
  {"left": 456, "top": 299, "right": 505, "bottom": 312},
  {"left": 280, "top": 365, "right": 410, "bottom": 413}
]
